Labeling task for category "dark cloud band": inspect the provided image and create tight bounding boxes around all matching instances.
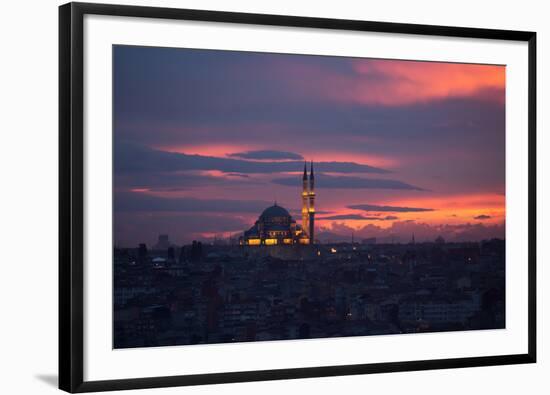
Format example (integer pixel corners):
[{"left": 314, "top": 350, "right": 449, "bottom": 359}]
[
  {"left": 319, "top": 214, "right": 399, "bottom": 221},
  {"left": 115, "top": 143, "right": 388, "bottom": 174},
  {"left": 348, "top": 204, "right": 434, "bottom": 212},
  {"left": 227, "top": 150, "right": 304, "bottom": 160},
  {"left": 272, "top": 174, "right": 423, "bottom": 191}
]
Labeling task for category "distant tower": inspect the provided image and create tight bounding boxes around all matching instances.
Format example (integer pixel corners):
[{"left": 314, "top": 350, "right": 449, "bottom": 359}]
[
  {"left": 301, "top": 161, "right": 309, "bottom": 238},
  {"left": 308, "top": 161, "right": 315, "bottom": 244}
]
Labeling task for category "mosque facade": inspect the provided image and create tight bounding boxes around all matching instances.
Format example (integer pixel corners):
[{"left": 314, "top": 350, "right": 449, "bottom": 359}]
[{"left": 240, "top": 162, "right": 316, "bottom": 246}]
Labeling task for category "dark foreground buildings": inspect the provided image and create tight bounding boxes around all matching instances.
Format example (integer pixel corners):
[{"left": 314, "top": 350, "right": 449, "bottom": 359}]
[{"left": 113, "top": 238, "right": 505, "bottom": 348}]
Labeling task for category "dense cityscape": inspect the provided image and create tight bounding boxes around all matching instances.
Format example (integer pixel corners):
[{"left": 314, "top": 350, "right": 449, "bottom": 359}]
[{"left": 113, "top": 235, "right": 505, "bottom": 348}]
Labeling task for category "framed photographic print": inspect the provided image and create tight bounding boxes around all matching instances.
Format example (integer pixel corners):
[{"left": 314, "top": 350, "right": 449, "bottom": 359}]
[{"left": 59, "top": 2, "right": 537, "bottom": 393}]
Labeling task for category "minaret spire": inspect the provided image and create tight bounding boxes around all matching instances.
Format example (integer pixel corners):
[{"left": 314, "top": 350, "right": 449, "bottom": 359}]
[
  {"left": 308, "top": 161, "right": 316, "bottom": 244},
  {"left": 301, "top": 161, "right": 309, "bottom": 239}
]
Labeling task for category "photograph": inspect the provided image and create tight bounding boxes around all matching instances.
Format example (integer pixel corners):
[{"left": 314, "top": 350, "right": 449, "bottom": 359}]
[{"left": 112, "top": 45, "right": 507, "bottom": 349}]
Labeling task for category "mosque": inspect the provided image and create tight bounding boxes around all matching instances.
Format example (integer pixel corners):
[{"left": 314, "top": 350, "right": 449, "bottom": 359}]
[{"left": 240, "top": 162, "right": 316, "bottom": 246}]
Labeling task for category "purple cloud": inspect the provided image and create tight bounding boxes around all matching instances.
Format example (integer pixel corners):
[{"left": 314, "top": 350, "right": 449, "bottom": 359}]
[{"left": 114, "top": 191, "right": 272, "bottom": 213}]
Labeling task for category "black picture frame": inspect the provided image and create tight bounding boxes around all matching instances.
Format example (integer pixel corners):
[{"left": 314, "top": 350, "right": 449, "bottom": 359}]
[{"left": 59, "top": 2, "right": 537, "bottom": 393}]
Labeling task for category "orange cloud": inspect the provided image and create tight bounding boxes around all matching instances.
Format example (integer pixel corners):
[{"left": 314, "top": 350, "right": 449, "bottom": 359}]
[
  {"left": 349, "top": 60, "right": 505, "bottom": 106},
  {"left": 317, "top": 192, "right": 505, "bottom": 230},
  {"left": 272, "top": 57, "right": 505, "bottom": 107}
]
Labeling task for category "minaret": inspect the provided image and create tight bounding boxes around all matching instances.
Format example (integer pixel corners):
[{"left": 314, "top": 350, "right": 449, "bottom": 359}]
[
  {"left": 308, "top": 161, "right": 315, "bottom": 244},
  {"left": 301, "top": 161, "right": 309, "bottom": 238}
]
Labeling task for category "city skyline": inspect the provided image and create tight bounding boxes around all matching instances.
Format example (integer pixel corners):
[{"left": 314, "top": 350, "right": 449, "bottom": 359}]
[{"left": 114, "top": 45, "right": 506, "bottom": 247}]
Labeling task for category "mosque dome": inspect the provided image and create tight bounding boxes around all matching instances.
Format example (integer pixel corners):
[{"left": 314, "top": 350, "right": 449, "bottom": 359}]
[{"left": 260, "top": 204, "right": 291, "bottom": 220}]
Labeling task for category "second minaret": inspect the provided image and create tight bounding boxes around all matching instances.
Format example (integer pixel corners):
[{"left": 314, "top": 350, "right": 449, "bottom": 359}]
[{"left": 301, "top": 162, "right": 309, "bottom": 239}]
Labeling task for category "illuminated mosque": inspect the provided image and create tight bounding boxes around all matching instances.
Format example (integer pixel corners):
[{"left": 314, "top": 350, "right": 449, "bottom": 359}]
[{"left": 241, "top": 162, "right": 316, "bottom": 246}]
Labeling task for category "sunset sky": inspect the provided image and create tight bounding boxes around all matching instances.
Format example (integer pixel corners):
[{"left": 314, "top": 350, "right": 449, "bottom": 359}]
[{"left": 113, "top": 45, "right": 505, "bottom": 247}]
